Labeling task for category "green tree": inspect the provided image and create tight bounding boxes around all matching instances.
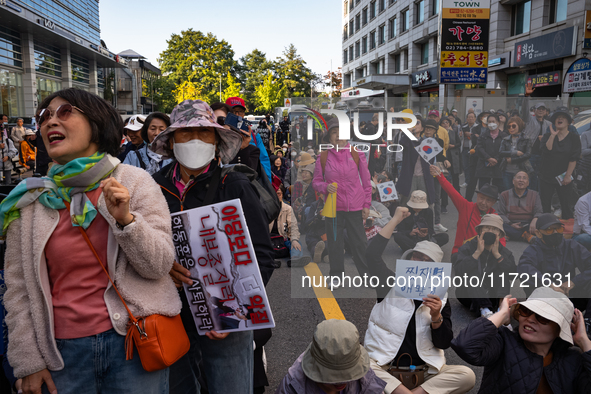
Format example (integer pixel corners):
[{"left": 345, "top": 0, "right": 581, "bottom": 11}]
[
  {"left": 324, "top": 67, "right": 342, "bottom": 97},
  {"left": 254, "top": 72, "right": 286, "bottom": 114},
  {"left": 158, "top": 29, "right": 237, "bottom": 104},
  {"left": 273, "top": 44, "right": 314, "bottom": 97},
  {"left": 238, "top": 49, "right": 273, "bottom": 106},
  {"left": 222, "top": 72, "right": 241, "bottom": 102},
  {"left": 152, "top": 76, "right": 177, "bottom": 114},
  {"left": 174, "top": 80, "right": 205, "bottom": 103}
]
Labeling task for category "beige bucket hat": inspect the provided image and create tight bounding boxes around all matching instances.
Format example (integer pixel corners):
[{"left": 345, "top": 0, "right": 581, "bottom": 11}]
[
  {"left": 475, "top": 214, "right": 506, "bottom": 237},
  {"left": 407, "top": 190, "right": 429, "bottom": 209},
  {"left": 299, "top": 152, "right": 316, "bottom": 167},
  {"left": 401, "top": 240, "right": 444, "bottom": 263},
  {"left": 301, "top": 319, "right": 370, "bottom": 384}
]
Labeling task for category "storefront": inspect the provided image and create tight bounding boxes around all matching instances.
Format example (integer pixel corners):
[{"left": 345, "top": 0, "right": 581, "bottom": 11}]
[
  {"left": 410, "top": 67, "right": 440, "bottom": 114},
  {"left": 0, "top": 68, "right": 24, "bottom": 116}
]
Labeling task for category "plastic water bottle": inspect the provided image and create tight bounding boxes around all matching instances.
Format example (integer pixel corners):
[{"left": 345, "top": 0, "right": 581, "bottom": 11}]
[{"left": 410, "top": 365, "right": 416, "bottom": 372}]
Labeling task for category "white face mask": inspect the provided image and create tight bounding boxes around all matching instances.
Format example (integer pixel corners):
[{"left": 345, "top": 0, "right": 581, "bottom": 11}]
[
  {"left": 488, "top": 123, "right": 498, "bottom": 130},
  {"left": 173, "top": 139, "right": 215, "bottom": 170}
]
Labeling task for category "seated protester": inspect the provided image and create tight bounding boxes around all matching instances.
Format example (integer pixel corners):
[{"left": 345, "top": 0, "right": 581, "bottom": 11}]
[
  {"left": 454, "top": 214, "right": 516, "bottom": 318},
  {"left": 291, "top": 155, "right": 316, "bottom": 205},
  {"left": 364, "top": 237, "right": 476, "bottom": 394},
  {"left": 276, "top": 319, "right": 387, "bottom": 394},
  {"left": 429, "top": 165, "right": 505, "bottom": 261},
  {"left": 497, "top": 171, "right": 542, "bottom": 243},
  {"left": 370, "top": 181, "right": 392, "bottom": 228},
  {"left": 117, "top": 114, "right": 145, "bottom": 162},
  {"left": 519, "top": 213, "right": 591, "bottom": 325},
  {"left": 301, "top": 195, "right": 328, "bottom": 264},
  {"left": 19, "top": 129, "right": 36, "bottom": 170},
  {"left": 271, "top": 185, "right": 311, "bottom": 268},
  {"left": 498, "top": 116, "right": 533, "bottom": 191},
  {"left": 452, "top": 289, "right": 591, "bottom": 394},
  {"left": 574, "top": 191, "right": 591, "bottom": 250},
  {"left": 375, "top": 174, "right": 398, "bottom": 217},
  {"left": 151, "top": 100, "right": 275, "bottom": 393},
  {"left": 271, "top": 154, "right": 287, "bottom": 182},
  {"left": 393, "top": 190, "right": 449, "bottom": 251},
  {"left": 0, "top": 131, "right": 16, "bottom": 185},
  {"left": 123, "top": 112, "right": 173, "bottom": 175}
]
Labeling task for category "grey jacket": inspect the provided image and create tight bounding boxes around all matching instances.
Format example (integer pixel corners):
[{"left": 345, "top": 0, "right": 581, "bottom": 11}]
[
  {"left": 0, "top": 134, "right": 17, "bottom": 171},
  {"left": 4, "top": 164, "right": 181, "bottom": 379}
]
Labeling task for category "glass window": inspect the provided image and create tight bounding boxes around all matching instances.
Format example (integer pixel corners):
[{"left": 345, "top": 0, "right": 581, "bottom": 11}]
[
  {"left": 395, "top": 54, "right": 401, "bottom": 73},
  {"left": 350, "top": 0, "right": 354, "bottom": 11},
  {"left": 344, "top": 24, "right": 348, "bottom": 40},
  {"left": 370, "top": 31, "right": 376, "bottom": 49},
  {"left": 513, "top": 1, "right": 531, "bottom": 35},
  {"left": 34, "top": 40, "right": 62, "bottom": 77},
  {"left": 416, "top": 1, "right": 424, "bottom": 24},
  {"left": 379, "top": 25, "right": 386, "bottom": 45},
  {"left": 370, "top": 1, "right": 376, "bottom": 19},
  {"left": 404, "top": 50, "right": 409, "bottom": 70},
  {"left": 0, "top": 26, "right": 22, "bottom": 68},
  {"left": 349, "top": 45, "right": 354, "bottom": 61},
  {"left": 421, "top": 42, "right": 429, "bottom": 64},
  {"left": 362, "top": 36, "right": 368, "bottom": 54},
  {"left": 379, "top": 0, "right": 385, "bottom": 12},
  {"left": 71, "top": 53, "right": 90, "bottom": 84},
  {"left": 344, "top": 1, "right": 348, "bottom": 16},
  {"left": 362, "top": 8, "right": 368, "bottom": 25},
  {"left": 36, "top": 76, "right": 61, "bottom": 108},
  {"left": 350, "top": 20, "right": 354, "bottom": 36},
  {"left": 390, "top": 0, "right": 396, "bottom": 4},
  {"left": 0, "top": 69, "right": 24, "bottom": 116},
  {"left": 355, "top": 41, "right": 360, "bottom": 58},
  {"left": 402, "top": 9, "right": 410, "bottom": 32},
  {"left": 355, "top": 14, "right": 361, "bottom": 31},
  {"left": 549, "top": 0, "right": 567, "bottom": 24},
  {"left": 97, "top": 68, "right": 105, "bottom": 90},
  {"left": 389, "top": 17, "right": 397, "bottom": 38},
  {"left": 344, "top": 49, "right": 348, "bottom": 64},
  {"left": 432, "top": 0, "right": 439, "bottom": 16}
]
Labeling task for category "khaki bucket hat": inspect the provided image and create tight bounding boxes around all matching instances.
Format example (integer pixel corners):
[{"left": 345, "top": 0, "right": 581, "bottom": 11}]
[
  {"left": 407, "top": 190, "right": 429, "bottom": 209},
  {"left": 301, "top": 319, "right": 370, "bottom": 384},
  {"left": 401, "top": 240, "right": 444, "bottom": 263},
  {"left": 475, "top": 214, "right": 506, "bottom": 237},
  {"left": 299, "top": 152, "right": 316, "bottom": 166}
]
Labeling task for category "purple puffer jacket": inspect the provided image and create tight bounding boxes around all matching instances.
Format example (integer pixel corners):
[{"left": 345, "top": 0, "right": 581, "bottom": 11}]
[{"left": 312, "top": 145, "right": 372, "bottom": 212}]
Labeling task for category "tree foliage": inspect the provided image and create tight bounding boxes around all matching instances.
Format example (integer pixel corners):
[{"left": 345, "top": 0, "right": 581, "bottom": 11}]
[
  {"left": 222, "top": 72, "right": 242, "bottom": 102},
  {"left": 254, "top": 72, "right": 286, "bottom": 114},
  {"left": 273, "top": 44, "right": 315, "bottom": 97},
  {"left": 238, "top": 49, "right": 273, "bottom": 106},
  {"left": 324, "top": 67, "right": 343, "bottom": 97},
  {"left": 153, "top": 76, "right": 177, "bottom": 114}
]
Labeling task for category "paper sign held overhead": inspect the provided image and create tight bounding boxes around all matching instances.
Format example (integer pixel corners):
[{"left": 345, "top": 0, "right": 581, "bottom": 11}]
[
  {"left": 171, "top": 199, "right": 275, "bottom": 335},
  {"left": 394, "top": 260, "right": 452, "bottom": 301}
]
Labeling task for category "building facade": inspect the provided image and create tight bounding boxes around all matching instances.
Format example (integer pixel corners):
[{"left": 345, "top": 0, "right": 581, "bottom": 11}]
[
  {"left": 114, "top": 49, "right": 161, "bottom": 115},
  {"left": 341, "top": 0, "right": 591, "bottom": 116},
  {"left": 0, "top": 0, "right": 121, "bottom": 118}
]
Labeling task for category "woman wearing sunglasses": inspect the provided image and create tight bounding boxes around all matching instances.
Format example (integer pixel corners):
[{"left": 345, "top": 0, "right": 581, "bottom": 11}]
[
  {"left": 1, "top": 88, "right": 180, "bottom": 394},
  {"left": 452, "top": 288, "right": 591, "bottom": 393},
  {"left": 498, "top": 116, "right": 533, "bottom": 192}
]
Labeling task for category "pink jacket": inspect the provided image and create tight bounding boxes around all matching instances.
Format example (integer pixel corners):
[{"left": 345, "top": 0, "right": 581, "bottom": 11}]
[{"left": 312, "top": 145, "right": 372, "bottom": 212}]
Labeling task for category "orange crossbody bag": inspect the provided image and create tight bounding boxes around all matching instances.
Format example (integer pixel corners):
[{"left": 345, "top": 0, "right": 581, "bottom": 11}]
[{"left": 65, "top": 201, "right": 190, "bottom": 371}]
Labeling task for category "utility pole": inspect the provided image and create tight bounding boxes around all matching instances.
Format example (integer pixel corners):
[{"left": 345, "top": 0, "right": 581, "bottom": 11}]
[{"left": 219, "top": 73, "right": 222, "bottom": 101}]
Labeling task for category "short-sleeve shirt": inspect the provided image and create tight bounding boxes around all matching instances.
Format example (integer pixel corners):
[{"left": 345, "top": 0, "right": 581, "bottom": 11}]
[{"left": 540, "top": 131, "right": 582, "bottom": 182}]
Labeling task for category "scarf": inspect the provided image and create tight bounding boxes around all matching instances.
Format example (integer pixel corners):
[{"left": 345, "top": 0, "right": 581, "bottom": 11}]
[
  {"left": 0, "top": 153, "right": 120, "bottom": 237},
  {"left": 145, "top": 145, "right": 164, "bottom": 175},
  {"left": 490, "top": 129, "right": 500, "bottom": 140}
]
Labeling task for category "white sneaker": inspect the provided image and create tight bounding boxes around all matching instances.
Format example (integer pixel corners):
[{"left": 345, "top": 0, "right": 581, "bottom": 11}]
[
  {"left": 434, "top": 223, "right": 448, "bottom": 232},
  {"left": 554, "top": 209, "right": 562, "bottom": 219},
  {"left": 460, "top": 182, "right": 467, "bottom": 188},
  {"left": 313, "top": 241, "right": 325, "bottom": 264}
]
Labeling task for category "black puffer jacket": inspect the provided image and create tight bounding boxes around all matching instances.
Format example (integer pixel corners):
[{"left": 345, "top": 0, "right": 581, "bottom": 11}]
[
  {"left": 451, "top": 318, "right": 591, "bottom": 394},
  {"left": 475, "top": 129, "right": 508, "bottom": 179}
]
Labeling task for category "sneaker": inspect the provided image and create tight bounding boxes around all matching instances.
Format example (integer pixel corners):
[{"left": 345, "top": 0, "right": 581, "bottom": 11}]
[
  {"left": 460, "top": 182, "right": 467, "bottom": 188},
  {"left": 554, "top": 209, "right": 562, "bottom": 219},
  {"left": 441, "top": 207, "right": 448, "bottom": 214},
  {"left": 271, "top": 260, "right": 281, "bottom": 269},
  {"left": 291, "top": 256, "right": 312, "bottom": 267},
  {"left": 313, "top": 241, "right": 325, "bottom": 264},
  {"left": 480, "top": 308, "right": 494, "bottom": 319},
  {"left": 434, "top": 223, "right": 448, "bottom": 232}
]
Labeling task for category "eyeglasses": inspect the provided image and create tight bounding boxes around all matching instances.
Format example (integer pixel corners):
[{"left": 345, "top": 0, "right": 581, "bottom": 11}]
[
  {"left": 508, "top": 124, "right": 518, "bottom": 129},
  {"left": 37, "top": 104, "right": 85, "bottom": 126},
  {"left": 515, "top": 305, "right": 551, "bottom": 325},
  {"left": 216, "top": 116, "right": 226, "bottom": 126},
  {"left": 538, "top": 226, "right": 564, "bottom": 235}
]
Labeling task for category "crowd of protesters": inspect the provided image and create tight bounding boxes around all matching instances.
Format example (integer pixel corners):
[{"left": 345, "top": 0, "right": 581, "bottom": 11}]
[{"left": 0, "top": 84, "right": 591, "bottom": 394}]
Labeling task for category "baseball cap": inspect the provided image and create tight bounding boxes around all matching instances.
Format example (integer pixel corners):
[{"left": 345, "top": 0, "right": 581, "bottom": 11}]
[
  {"left": 428, "top": 110, "right": 440, "bottom": 117},
  {"left": 225, "top": 97, "right": 246, "bottom": 110},
  {"left": 536, "top": 213, "right": 563, "bottom": 230},
  {"left": 124, "top": 115, "right": 146, "bottom": 131},
  {"left": 423, "top": 119, "right": 439, "bottom": 130},
  {"left": 534, "top": 103, "right": 546, "bottom": 110}
]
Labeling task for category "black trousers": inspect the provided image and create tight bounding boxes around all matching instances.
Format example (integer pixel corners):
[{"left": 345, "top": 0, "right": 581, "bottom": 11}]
[
  {"left": 540, "top": 179, "right": 577, "bottom": 220},
  {"left": 393, "top": 232, "right": 449, "bottom": 252},
  {"left": 325, "top": 210, "right": 368, "bottom": 276}
]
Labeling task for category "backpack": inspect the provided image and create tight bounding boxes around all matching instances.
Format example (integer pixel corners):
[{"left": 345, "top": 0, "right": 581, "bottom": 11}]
[{"left": 204, "top": 163, "right": 281, "bottom": 224}]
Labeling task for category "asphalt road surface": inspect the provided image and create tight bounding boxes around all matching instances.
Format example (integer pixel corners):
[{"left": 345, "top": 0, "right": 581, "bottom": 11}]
[{"left": 263, "top": 190, "right": 531, "bottom": 393}]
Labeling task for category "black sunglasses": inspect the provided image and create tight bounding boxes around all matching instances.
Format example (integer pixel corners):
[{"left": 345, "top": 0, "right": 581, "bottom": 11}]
[
  {"left": 36, "top": 103, "right": 85, "bottom": 126},
  {"left": 516, "top": 305, "right": 551, "bottom": 325}
]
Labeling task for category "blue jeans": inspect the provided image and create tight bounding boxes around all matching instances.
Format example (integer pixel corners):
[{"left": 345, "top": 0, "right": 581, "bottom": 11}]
[
  {"left": 169, "top": 330, "right": 253, "bottom": 394},
  {"left": 574, "top": 233, "right": 591, "bottom": 250},
  {"left": 462, "top": 149, "right": 472, "bottom": 184},
  {"left": 502, "top": 172, "right": 516, "bottom": 193},
  {"left": 46, "top": 329, "right": 168, "bottom": 394}
]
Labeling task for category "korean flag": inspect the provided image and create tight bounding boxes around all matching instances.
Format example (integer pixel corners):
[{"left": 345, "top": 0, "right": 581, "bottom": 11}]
[
  {"left": 378, "top": 181, "right": 398, "bottom": 202},
  {"left": 415, "top": 137, "right": 442, "bottom": 163}
]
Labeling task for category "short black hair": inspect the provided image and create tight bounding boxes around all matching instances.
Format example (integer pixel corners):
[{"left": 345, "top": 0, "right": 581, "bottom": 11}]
[
  {"left": 141, "top": 112, "right": 170, "bottom": 143},
  {"left": 210, "top": 102, "right": 232, "bottom": 114},
  {"left": 37, "top": 88, "right": 123, "bottom": 157}
]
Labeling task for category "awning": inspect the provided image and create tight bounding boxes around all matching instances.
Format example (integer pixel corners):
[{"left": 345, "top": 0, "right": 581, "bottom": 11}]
[{"left": 353, "top": 74, "right": 410, "bottom": 90}]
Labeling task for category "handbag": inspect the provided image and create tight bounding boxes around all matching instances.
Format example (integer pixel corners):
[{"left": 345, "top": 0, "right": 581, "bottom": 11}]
[
  {"left": 271, "top": 233, "right": 290, "bottom": 258},
  {"left": 386, "top": 353, "right": 427, "bottom": 389},
  {"left": 65, "top": 201, "right": 190, "bottom": 372}
]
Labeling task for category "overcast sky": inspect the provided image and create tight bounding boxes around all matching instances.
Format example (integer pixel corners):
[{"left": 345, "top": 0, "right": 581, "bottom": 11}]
[{"left": 99, "top": 0, "right": 342, "bottom": 77}]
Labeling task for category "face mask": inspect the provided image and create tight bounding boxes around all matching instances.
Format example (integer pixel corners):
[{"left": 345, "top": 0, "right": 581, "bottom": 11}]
[
  {"left": 488, "top": 123, "right": 498, "bottom": 130},
  {"left": 173, "top": 139, "right": 215, "bottom": 170},
  {"left": 542, "top": 233, "right": 563, "bottom": 247},
  {"left": 483, "top": 232, "right": 497, "bottom": 246},
  {"left": 282, "top": 148, "right": 287, "bottom": 152}
]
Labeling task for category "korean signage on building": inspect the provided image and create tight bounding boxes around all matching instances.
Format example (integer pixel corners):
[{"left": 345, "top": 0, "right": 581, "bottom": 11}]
[
  {"left": 411, "top": 67, "right": 439, "bottom": 88},
  {"left": 527, "top": 71, "right": 561, "bottom": 89},
  {"left": 564, "top": 58, "right": 591, "bottom": 94},
  {"left": 514, "top": 27, "right": 577, "bottom": 67},
  {"left": 440, "top": 0, "right": 490, "bottom": 84}
]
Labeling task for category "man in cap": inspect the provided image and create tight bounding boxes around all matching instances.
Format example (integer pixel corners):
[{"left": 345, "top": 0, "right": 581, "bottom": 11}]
[
  {"left": 497, "top": 171, "right": 543, "bottom": 243},
  {"left": 117, "top": 114, "right": 146, "bottom": 162},
  {"left": 364, "top": 233, "right": 476, "bottom": 394},
  {"left": 225, "top": 96, "right": 273, "bottom": 182},
  {"left": 454, "top": 214, "right": 516, "bottom": 318},
  {"left": 523, "top": 83, "right": 553, "bottom": 191},
  {"left": 278, "top": 115, "right": 291, "bottom": 145},
  {"left": 276, "top": 319, "right": 387, "bottom": 393},
  {"left": 430, "top": 165, "right": 506, "bottom": 261},
  {"left": 519, "top": 213, "right": 591, "bottom": 327}
]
